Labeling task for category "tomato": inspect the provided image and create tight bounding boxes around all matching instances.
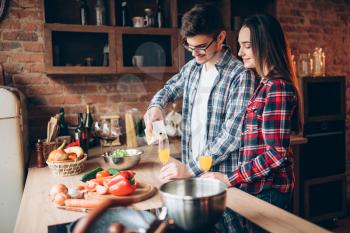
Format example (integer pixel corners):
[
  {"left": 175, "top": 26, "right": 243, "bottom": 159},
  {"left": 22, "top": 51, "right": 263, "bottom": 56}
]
[
  {"left": 68, "top": 153, "right": 78, "bottom": 160},
  {"left": 85, "top": 180, "right": 98, "bottom": 192},
  {"left": 102, "top": 176, "right": 113, "bottom": 187},
  {"left": 66, "top": 140, "right": 80, "bottom": 148},
  {"left": 96, "top": 170, "right": 110, "bottom": 179},
  {"left": 91, "top": 178, "right": 104, "bottom": 186},
  {"left": 108, "top": 179, "right": 135, "bottom": 196}
]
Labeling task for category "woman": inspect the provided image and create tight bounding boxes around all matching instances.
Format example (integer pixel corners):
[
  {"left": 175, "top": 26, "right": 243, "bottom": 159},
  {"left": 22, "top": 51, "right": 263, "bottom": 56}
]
[{"left": 203, "top": 14, "right": 303, "bottom": 232}]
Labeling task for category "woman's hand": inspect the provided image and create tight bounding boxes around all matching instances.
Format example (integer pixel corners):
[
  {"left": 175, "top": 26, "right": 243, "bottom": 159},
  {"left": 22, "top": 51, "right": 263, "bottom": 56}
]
[
  {"left": 159, "top": 159, "right": 193, "bottom": 182},
  {"left": 201, "top": 172, "right": 231, "bottom": 187}
]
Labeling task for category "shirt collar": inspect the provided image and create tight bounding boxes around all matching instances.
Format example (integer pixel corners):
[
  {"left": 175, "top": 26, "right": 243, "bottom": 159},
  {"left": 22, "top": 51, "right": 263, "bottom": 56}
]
[
  {"left": 194, "top": 45, "right": 232, "bottom": 68},
  {"left": 261, "top": 69, "right": 284, "bottom": 84},
  {"left": 215, "top": 45, "right": 232, "bottom": 68}
]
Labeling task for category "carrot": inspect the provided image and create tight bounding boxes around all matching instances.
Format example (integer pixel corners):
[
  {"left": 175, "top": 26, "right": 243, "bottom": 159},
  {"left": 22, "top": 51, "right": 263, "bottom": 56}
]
[{"left": 65, "top": 199, "right": 103, "bottom": 209}]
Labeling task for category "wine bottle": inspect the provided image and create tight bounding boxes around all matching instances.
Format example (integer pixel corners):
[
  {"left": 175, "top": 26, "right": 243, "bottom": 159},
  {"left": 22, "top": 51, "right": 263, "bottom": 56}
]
[
  {"left": 75, "top": 113, "right": 88, "bottom": 153},
  {"left": 84, "top": 104, "right": 95, "bottom": 145},
  {"left": 121, "top": 0, "right": 131, "bottom": 27},
  {"left": 58, "top": 107, "right": 68, "bottom": 136},
  {"left": 156, "top": 0, "right": 164, "bottom": 28},
  {"left": 80, "top": 0, "right": 89, "bottom": 25}
]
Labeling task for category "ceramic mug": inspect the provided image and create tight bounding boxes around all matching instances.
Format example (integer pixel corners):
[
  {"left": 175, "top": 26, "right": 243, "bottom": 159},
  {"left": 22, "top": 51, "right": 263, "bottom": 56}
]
[
  {"left": 132, "top": 55, "right": 144, "bottom": 67},
  {"left": 132, "top": 16, "right": 146, "bottom": 28}
]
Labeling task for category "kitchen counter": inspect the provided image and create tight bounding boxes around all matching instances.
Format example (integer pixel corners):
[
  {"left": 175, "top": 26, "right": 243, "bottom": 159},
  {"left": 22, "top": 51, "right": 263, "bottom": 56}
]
[{"left": 15, "top": 136, "right": 328, "bottom": 233}]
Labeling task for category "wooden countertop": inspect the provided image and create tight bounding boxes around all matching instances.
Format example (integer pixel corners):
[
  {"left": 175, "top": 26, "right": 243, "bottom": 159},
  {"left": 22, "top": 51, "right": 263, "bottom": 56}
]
[{"left": 15, "top": 136, "right": 325, "bottom": 233}]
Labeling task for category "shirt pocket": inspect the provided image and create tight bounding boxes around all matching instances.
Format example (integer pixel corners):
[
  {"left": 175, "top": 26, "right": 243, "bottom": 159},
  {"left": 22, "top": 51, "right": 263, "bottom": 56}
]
[{"left": 244, "top": 102, "right": 264, "bottom": 133}]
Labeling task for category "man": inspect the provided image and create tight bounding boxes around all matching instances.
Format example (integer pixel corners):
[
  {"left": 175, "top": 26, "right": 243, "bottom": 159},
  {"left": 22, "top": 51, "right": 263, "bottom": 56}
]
[{"left": 144, "top": 4, "right": 256, "bottom": 184}]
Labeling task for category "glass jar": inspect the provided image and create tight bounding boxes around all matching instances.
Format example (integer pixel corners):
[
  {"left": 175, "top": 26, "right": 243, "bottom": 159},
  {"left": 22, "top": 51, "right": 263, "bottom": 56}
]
[
  {"left": 312, "top": 47, "right": 325, "bottom": 76},
  {"left": 297, "top": 53, "right": 310, "bottom": 77},
  {"left": 144, "top": 8, "right": 154, "bottom": 27}
]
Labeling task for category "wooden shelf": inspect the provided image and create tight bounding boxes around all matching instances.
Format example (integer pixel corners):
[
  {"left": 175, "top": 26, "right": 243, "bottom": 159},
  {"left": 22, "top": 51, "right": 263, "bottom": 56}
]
[
  {"left": 44, "top": 23, "right": 116, "bottom": 74},
  {"left": 45, "top": 66, "right": 116, "bottom": 75},
  {"left": 43, "top": 0, "right": 276, "bottom": 75},
  {"left": 45, "top": 23, "right": 115, "bottom": 32},
  {"left": 116, "top": 27, "right": 179, "bottom": 73}
]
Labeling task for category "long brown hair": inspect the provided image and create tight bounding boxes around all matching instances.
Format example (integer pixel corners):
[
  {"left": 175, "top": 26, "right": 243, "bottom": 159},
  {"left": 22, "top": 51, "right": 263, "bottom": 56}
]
[{"left": 242, "top": 14, "right": 304, "bottom": 133}]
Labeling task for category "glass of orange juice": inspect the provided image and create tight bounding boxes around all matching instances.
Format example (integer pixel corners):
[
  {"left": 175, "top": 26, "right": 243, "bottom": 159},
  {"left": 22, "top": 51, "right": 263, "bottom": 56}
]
[
  {"left": 158, "top": 133, "right": 170, "bottom": 165},
  {"left": 198, "top": 155, "right": 212, "bottom": 172}
]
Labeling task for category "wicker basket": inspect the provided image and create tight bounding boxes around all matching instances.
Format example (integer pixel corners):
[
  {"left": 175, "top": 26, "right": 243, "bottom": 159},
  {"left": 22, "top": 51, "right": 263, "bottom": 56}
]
[{"left": 46, "top": 154, "right": 87, "bottom": 176}]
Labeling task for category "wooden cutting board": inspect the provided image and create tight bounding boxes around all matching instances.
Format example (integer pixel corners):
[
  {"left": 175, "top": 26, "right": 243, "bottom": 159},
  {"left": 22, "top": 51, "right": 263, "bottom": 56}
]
[{"left": 86, "top": 182, "right": 157, "bottom": 204}]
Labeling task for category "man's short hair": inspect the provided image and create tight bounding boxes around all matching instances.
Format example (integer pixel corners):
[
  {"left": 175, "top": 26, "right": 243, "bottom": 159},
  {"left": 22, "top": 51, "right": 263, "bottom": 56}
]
[{"left": 181, "top": 4, "right": 225, "bottom": 38}]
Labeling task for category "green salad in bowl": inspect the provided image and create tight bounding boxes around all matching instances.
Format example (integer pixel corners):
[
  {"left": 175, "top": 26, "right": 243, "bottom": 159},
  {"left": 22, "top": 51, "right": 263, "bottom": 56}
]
[{"left": 103, "top": 149, "right": 143, "bottom": 170}]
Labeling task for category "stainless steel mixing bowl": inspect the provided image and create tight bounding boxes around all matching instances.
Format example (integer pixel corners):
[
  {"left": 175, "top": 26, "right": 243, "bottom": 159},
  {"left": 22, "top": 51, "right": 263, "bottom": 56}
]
[
  {"left": 103, "top": 149, "right": 143, "bottom": 170},
  {"left": 159, "top": 178, "right": 227, "bottom": 232}
]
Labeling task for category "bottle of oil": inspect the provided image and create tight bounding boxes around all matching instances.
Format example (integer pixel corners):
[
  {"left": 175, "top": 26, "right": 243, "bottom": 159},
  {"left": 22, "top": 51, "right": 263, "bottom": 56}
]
[
  {"left": 121, "top": 0, "right": 131, "bottom": 26},
  {"left": 156, "top": 0, "right": 164, "bottom": 28},
  {"left": 80, "top": 0, "right": 89, "bottom": 25}
]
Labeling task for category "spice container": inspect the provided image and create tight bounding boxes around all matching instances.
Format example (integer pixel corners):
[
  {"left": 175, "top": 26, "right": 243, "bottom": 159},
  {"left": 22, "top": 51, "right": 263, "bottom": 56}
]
[{"left": 36, "top": 139, "right": 46, "bottom": 168}]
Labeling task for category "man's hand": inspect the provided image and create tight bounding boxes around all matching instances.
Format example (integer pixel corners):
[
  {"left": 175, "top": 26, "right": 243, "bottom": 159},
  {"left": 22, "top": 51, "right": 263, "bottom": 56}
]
[
  {"left": 143, "top": 106, "right": 164, "bottom": 134},
  {"left": 159, "top": 159, "right": 193, "bottom": 182},
  {"left": 201, "top": 172, "right": 231, "bottom": 187}
]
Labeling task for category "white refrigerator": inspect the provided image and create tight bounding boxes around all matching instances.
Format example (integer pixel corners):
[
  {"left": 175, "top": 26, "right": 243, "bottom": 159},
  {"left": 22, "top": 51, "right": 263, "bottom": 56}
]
[{"left": 0, "top": 86, "right": 28, "bottom": 233}]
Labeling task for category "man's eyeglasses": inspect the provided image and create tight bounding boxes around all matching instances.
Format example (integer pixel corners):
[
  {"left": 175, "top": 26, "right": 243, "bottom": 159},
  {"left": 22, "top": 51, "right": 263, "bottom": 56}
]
[{"left": 182, "top": 37, "right": 217, "bottom": 55}]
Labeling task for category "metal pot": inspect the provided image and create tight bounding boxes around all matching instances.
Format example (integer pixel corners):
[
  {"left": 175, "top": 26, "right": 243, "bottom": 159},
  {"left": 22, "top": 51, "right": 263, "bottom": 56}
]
[{"left": 159, "top": 178, "right": 227, "bottom": 232}]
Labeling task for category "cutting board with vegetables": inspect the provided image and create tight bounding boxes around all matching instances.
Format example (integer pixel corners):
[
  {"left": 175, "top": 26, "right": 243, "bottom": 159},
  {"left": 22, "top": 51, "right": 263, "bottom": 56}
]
[
  {"left": 80, "top": 168, "right": 157, "bottom": 205},
  {"left": 86, "top": 182, "right": 157, "bottom": 204}
]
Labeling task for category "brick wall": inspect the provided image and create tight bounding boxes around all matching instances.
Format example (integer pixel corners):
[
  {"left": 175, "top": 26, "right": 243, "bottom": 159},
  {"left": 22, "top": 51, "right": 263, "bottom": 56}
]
[
  {"left": 0, "top": 1, "right": 349, "bottom": 193},
  {"left": 276, "top": 0, "right": 350, "bottom": 196}
]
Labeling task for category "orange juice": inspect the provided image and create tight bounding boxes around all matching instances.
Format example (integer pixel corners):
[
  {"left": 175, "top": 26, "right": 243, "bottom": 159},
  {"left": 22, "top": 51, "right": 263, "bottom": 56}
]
[
  {"left": 158, "top": 148, "right": 170, "bottom": 164},
  {"left": 198, "top": 155, "right": 212, "bottom": 172}
]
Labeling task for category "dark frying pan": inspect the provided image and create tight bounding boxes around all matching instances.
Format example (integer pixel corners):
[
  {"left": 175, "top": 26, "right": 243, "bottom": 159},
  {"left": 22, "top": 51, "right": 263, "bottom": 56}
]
[{"left": 70, "top": 199, "right": 167, "bottom": 233}]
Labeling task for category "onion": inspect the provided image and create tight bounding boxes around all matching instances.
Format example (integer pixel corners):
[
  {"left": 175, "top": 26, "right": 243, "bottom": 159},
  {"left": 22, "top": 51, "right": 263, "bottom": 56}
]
[
  {"left": 53, "top": 192, "right": 69, "bottom": 206},
  {"left": 68, "top": 187, "right": 83, "bottom": 199},
  {"left": 49, "top": 184, "right": 68, "bottom": 201},
  {"left": 48, "top": 149, "right": 68, "bottom": 161}
]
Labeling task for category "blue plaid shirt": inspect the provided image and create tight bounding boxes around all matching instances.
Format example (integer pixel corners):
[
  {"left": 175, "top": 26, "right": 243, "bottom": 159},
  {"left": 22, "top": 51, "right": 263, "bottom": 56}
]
[{"left": 150, "top": 46, "right": 256, "bottom": 176}]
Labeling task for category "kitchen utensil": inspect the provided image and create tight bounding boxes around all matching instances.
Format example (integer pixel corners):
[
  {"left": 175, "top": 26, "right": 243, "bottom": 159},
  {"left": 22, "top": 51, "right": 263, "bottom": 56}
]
[
  {"left": 159, "top": 178, "right": 227, "bottom": 232},
  {"left": 87, "top": 182, "right": 156, "bottom": 204},
  {"left": 57, "top": 206, "right": 91, "bottom": 213},
  {"left": 102, "top": 148, "right": 143, "bottom": 170},
  {"left": 71, "top": 199, "right": 158, "bottom": 233},
  {"left": 125, "top": 110, "right": 138, "bottom": 148}
]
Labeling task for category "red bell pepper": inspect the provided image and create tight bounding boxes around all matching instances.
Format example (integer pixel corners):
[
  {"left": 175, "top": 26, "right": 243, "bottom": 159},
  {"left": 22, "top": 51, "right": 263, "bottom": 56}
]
[
  {"left": 108, "top": 177, "right": 136, "bottom": 196},
  {"left": 66, "top": 140, "right": 80, "bottom": 148},
  {"left": 118, "top": 170, "right": 135, "bottom": 179}
]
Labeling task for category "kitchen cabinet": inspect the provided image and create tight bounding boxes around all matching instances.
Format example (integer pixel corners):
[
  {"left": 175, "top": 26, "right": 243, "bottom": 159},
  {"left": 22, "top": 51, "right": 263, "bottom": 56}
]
[
  {"left": 297, "top": 76, "right": 347, "bottom": 222},
  {"left": 43, "top": 0, "right": 276, "bottom": 74},
  {"left": 44, "top": 24, "right": 117, "bottom": 74},
  {"left": 116, "top": 27, "right": 180, "bottom": 73}
]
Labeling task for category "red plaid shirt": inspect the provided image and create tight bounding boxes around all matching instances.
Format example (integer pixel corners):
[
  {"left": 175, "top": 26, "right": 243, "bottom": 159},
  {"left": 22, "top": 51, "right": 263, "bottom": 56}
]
[{"left": 228, "top": 74, "right": 297, "bottom": 194}]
